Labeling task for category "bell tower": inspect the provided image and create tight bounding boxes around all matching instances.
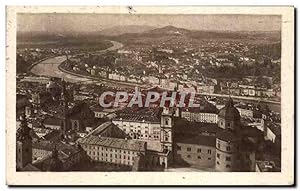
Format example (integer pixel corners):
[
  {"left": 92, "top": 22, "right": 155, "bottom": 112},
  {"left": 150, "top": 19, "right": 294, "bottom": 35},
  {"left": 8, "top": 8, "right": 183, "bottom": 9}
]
[
  {"left": 16, "top": 114, "right": 32, "bottom": 170},
  {"left": 215, "top": 98, "right": 242, "bottom": 172},
  {"left": 160, "top": 107, "right": 174, "bottom": 151},
  {"left": 60, "top": 79, "right": 69, "bottom": 136}
]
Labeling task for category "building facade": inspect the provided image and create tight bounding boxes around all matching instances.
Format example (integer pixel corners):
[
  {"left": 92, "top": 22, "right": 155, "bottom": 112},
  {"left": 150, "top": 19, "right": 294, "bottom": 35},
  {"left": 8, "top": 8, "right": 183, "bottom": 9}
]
[
  {"left": 16, "top": 115, "right": 33, "bottom": 170},
  {"left": 78, "top": 135, "right": 147, "bottom": 168}
]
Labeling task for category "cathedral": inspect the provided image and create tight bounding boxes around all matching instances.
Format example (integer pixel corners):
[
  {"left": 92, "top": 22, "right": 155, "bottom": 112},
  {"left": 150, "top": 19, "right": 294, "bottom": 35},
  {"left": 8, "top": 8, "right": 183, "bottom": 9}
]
[{"left": 174, "top": 97, "right": 258, "bottom": 171}]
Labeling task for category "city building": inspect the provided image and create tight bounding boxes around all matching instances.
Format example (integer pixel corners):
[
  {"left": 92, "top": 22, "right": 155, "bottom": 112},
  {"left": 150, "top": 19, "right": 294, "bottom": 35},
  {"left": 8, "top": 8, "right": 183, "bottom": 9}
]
[
  {"left": 181, "top": 102, "right": 219, "bottom": 123},
  {"left": 174, "top": 135, "right": 216, "bottom": 169},
  {"left": 173, "top": 98, "right": 257, "bottom": 172},
  {"left": 77, "top": 135, "right": 147, "bottom": 169},
  {"left": 215, "top": 98, "right": 256, "bottom": 172}
]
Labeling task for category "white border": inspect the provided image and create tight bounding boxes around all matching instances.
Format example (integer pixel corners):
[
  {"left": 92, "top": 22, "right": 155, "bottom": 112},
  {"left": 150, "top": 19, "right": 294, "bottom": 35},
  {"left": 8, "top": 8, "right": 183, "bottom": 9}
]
[{"left": 6, "top": 6, "right": 294, "bottom": 185}]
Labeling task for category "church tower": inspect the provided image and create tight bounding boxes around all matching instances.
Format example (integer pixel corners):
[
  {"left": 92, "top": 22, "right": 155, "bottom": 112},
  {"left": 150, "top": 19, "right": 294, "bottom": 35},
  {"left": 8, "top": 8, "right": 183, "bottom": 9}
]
[
  {"left": 160, "top": 107, "right": 174, "bottom": 152},
  {"left": 16, "top": 114, "right": 32, "bottom": 170},
  {"left": 60, "top": 79, "right": 69, "bottom": 136},
  {"left": 215, "top": 98, "right": 242, "bottom": 172}
]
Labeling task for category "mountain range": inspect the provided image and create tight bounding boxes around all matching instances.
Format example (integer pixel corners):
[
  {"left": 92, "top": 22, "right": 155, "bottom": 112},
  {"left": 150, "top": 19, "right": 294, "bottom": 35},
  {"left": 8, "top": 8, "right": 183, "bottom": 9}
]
[{"left": 17, "top": 25, "right": 281, "bottom": 42}]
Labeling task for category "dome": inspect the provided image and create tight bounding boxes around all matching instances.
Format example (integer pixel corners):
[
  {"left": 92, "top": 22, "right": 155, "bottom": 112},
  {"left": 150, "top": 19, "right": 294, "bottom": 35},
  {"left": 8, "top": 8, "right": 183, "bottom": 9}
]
[
  {"left": 216, "top": 128, "right": 240, "bottom": 142},
  {"left": 218, "top": 98, "right": 240, "bottom": 121}
]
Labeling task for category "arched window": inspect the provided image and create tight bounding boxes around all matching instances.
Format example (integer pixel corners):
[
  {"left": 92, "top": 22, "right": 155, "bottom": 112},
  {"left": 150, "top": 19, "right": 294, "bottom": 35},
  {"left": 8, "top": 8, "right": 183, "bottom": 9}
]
[{"left": 165, "top": 118, "right": 169, "bottom": 126}]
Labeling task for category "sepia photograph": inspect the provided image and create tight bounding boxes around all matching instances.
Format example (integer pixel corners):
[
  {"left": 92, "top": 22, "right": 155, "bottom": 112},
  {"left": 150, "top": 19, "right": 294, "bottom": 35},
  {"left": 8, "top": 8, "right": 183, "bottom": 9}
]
[{"left": 6, "top": 6, "right": 294, "bottom": 185}]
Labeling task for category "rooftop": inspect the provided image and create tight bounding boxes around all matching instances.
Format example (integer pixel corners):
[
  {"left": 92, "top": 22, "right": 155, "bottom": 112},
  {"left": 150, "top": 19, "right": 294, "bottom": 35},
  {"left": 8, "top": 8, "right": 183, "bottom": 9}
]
[
  {"left": 114, "top": 112, "right": 160, "bottom": 123},
  {"left": 175, "top": 134, "right": 216, "bottom": 147},
  {"left": 77, "top": 135, "right": 147, "bottom": 152},
  {"left": 216, "top": 128, "right": 241, "bottom": 142},
  {"left": 174, "top": 119, "right": 219, "bottom": 135}
]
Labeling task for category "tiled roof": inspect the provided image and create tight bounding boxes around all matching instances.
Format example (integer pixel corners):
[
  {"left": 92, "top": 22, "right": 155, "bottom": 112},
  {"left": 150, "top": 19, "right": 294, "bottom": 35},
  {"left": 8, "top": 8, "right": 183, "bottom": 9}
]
[
  {"left": 21, "top": 163, "right": 40, "bottom": 171},
  {"left": 32, "top": 140, "right": 54, "bottom": 151},
  {"left": 114, "top": 113, "right": 160, "bottom": 123},
  {"left": 266, "top": 122, "right": 281, "bottom": 136},
  {"left": 174, "top": 119, "right": 219, "bottom": 134},
  {"left": 77, "top": 135, "right": 146, "bottom": 152},
  {"left": 43, "top": 116, "right": 62, "bottom": 126},
  {"left": 216, "top": 128, "right": 241, "bottom": 142},
  {"left": 175, "top": 134, "right": 216, "bottom": 147}
]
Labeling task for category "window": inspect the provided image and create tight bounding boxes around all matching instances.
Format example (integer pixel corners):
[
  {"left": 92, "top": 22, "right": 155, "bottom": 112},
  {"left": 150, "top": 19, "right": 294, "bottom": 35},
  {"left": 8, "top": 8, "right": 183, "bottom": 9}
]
[
  {"left": 208, "top": 158, "right": 211, "bottom": 160},
  {"left": 226, "top": 146, "right": 231, "bottom": 151},
  {"left": 165, "top": 119, "right": 169, "bottom": 126},
  {"left": 208, "top": 149, "right": 211, "bottom": 154},
  {"left": 217, "top": 153, "right": 220, "bottom": 158},
  {"left": 177, "top": 146, "right": 181, "bottom": 151},
  {"left": 217, "top": 161, "right": 220, "bottom": 165},
  {"left": 187, "top": 155, "right": 191, "bottom": 158},
  {"left": 226, "top": 157, "right": 231, "bottom": 161},
  {"left": 226, "top": 164, "right": 231, "bottom": 168},
  {"left": 197, "top": 148, "right": 201, "bottom": 153},
  {"left": 197, "top": 156, "right": 201, "bottom": 159},
  {"left": 187, "top": 147, "right": 191, "bottom": 152}
]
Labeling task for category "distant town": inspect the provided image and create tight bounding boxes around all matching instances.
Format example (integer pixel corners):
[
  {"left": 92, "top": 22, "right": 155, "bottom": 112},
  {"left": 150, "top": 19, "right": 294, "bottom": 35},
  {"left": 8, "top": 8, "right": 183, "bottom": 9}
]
[{"left": 16, "top": 24, "right": 281, "bottom": 172}]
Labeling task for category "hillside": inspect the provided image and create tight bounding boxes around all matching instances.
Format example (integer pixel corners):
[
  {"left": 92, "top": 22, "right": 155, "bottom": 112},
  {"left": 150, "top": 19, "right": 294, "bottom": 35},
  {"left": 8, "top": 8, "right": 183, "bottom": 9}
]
[{"left": 98, "top": 25, "right": 156, "bottom": 36}]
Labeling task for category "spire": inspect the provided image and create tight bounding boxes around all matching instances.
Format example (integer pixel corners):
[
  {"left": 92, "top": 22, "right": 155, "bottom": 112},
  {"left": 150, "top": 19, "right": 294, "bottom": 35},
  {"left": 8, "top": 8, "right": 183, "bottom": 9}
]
[
  {"left": 17, "top": 114, "right": 32, "bottom": 141},
  {"left": 60, "top": 78, "right": 68, "bottom": 107},
  {"left": 227, "top": 97, "right": 234, "bottom": 107}
]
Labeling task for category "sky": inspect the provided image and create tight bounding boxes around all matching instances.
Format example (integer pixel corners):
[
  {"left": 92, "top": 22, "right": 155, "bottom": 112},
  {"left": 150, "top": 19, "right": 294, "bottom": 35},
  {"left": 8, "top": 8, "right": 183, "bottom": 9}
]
[{"left": 17, "top": 13, "right": 281, "bottom": 33}]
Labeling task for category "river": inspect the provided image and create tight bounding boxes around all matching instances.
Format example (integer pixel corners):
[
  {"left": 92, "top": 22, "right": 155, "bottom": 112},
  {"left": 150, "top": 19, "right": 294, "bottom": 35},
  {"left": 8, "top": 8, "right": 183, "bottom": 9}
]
[{"left": 30, "top": 40, "right": 124, "bottom": 83}]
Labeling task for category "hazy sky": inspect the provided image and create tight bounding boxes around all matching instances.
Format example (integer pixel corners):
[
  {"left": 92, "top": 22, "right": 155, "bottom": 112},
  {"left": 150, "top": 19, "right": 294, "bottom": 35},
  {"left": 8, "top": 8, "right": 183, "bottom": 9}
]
[{"left": 17, "top": 13, "right": 281, "bottom": 33}]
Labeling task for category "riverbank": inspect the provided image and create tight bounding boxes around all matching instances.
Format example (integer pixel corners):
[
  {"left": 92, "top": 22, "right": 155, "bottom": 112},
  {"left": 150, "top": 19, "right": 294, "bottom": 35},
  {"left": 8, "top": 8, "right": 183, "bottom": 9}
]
[{"left": 58, "top": 61, "right": 149, "bottom": 88}]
